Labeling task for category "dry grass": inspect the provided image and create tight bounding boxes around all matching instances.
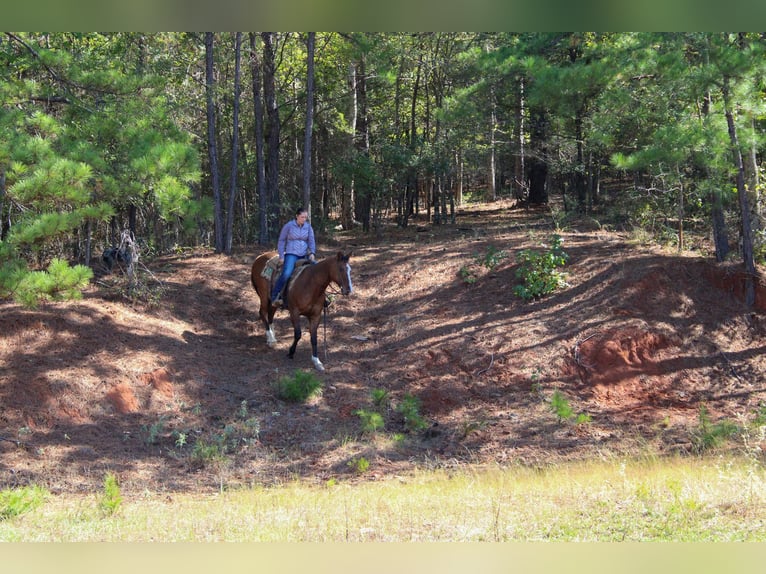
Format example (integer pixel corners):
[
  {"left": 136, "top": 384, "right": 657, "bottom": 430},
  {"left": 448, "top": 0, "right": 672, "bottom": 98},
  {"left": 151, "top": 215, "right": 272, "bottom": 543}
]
[{"left": 2, "top": 454, "right": 765, "bottom": 541}]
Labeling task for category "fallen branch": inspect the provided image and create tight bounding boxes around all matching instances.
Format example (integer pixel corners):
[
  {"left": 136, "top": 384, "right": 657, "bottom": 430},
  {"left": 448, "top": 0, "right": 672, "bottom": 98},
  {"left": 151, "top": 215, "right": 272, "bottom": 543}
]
[
  {"left": 0, "top": 435, "right": 24, "bottom": 447},
  {"left": 717, "top": 347, "right": 743, "bottom": 383},
  {"left": 475, "top": 352, "right": 495, "bottom": 376},
  {"left": 573, "top": 332, "right": 599, "bottom": 369}
]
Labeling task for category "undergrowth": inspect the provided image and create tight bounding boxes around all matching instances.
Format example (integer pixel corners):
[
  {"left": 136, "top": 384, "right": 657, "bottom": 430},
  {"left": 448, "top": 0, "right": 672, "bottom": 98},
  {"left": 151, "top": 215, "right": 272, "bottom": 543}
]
[{"left": 513, "top": 234, "right": 569, "bottom": 300}]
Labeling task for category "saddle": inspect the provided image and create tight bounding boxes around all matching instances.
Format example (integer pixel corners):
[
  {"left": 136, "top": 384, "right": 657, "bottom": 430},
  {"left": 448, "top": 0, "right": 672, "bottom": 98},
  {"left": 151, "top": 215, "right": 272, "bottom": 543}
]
[{"left": 261, "top": 255, "right": 311, "bottom": 301}]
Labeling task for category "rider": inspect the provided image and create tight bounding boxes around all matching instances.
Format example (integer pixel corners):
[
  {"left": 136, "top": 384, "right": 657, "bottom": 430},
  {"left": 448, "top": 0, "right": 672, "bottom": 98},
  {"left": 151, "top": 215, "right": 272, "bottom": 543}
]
[{"left": 271, "top": 207, "right": 316, "bottom": 307}]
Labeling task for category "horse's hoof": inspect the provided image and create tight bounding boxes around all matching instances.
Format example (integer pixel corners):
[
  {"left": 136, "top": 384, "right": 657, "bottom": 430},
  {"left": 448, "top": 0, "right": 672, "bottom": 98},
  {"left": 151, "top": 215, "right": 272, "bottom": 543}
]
[{"left": 311, "top": 356, "right": 325, "bottom": 371}]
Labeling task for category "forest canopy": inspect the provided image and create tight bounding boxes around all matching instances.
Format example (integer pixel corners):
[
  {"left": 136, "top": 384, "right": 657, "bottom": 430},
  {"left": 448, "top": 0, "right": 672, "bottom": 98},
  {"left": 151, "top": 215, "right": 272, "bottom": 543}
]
[{"left": 1, "top": 32, "right": 764, "bottom": 306}]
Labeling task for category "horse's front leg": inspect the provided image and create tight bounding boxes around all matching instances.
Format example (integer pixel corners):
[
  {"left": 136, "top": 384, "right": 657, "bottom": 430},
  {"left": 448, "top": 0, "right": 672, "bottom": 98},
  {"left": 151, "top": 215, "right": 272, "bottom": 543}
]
[
  {"left": 308, "top": 315, "right": 324, "bottom": 372},
  {"left": 287, "top": 313, "right": 301, "bottom": 359}
]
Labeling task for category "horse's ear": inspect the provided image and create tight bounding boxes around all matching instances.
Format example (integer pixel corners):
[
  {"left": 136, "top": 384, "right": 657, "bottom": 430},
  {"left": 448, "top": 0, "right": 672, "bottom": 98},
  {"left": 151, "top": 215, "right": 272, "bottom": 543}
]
[{"left": 337, "top": 250, "right": 352, "bottom": 261}]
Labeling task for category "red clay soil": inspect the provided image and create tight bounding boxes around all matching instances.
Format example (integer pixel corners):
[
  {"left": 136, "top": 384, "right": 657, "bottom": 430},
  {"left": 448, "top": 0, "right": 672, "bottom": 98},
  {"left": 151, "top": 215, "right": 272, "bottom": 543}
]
[{"left": 2, "top": 200, "right": 766, "bottom": 494}]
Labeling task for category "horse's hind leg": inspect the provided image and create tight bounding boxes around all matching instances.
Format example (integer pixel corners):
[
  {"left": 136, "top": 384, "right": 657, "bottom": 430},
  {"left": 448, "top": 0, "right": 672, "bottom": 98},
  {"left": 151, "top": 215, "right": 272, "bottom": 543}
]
[{"left": 261, "top": 304, "right": 277, "bottom": 346}]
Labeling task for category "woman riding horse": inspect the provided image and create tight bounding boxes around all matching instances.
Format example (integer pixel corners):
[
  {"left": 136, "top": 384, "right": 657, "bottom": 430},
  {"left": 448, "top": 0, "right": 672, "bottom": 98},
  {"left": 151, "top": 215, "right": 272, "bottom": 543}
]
[
  {"left": 251, "top": 250, "right": 353, "bottom": 371},
  {"left": 271, "top": 207, "right": 316, "bottom": 307}
]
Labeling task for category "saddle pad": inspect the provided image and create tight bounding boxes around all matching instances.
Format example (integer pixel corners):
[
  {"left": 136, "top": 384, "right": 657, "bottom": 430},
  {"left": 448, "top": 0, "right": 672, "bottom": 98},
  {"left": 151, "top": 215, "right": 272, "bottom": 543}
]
[{"left": 260, "top": 255, "right": 281, "bottom": 280}]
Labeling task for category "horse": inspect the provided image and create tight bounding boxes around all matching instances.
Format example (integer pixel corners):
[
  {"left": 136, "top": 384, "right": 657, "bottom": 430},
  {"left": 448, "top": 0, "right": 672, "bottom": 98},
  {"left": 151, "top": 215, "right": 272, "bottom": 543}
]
[{"left": 251, "top": 251, "right": 353, "bottom": 371}]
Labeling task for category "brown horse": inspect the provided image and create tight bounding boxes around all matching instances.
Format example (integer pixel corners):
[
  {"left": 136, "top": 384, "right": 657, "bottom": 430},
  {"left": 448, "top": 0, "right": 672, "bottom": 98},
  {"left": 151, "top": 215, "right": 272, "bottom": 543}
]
[{"left": 251, "top": 251, "right": 353, "bottom": 371}]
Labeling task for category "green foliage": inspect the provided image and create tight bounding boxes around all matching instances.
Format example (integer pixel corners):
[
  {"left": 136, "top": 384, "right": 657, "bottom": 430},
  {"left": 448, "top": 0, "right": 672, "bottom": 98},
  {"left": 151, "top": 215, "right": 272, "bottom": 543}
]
[
  {"left": 513, "top": 235, "right": 569, "bottom": 301},
  {"left": 0, "top": 257, "right": 94, "bottom": 308},
  {"left": 98, "top": 472, "right": 123, "bottom": 517},
  {"left": 691, "top": 404, "right": 739, "bottom": 453},
  {"left": 190, "top": 439, "right": 227, "bottom": 466},
  {"left": 477, "top": 245, "right": 508, "bottom": 270},
  {"left": 183, "top": 402, "right": 260, "bottom": 468},
  {"left": 549, "top": 390, "right": 574, "bottom": 422},
  {"left": 396, "top": 393, "right": 429, "bottom": 433},
  {"left": 355, "top": 409, "right": 385, "bottom": 434},
  {"left": 459, "top": 265, "right": 478, "bottom": 284},
  {"left": 142, "top": 415, "right": 168, "bottom": 446},
  {"left": 370, "top": 388, "right": 390, "bottom": 412},
  {"left": 548, "top": 390, "right": 591, "bottom": 425},
  {"left": 0, "top": 485, "right": 49, "bottom": 521},
  {"left": 753, "top": 402, "right": 766, "bottom": 427},
  {"left": 275, "top": 370, "right": 324, "bottom": 403},
  {"left": 460, "top": 245, "right": 508, "bottom": 285},
  {"left": 347, "top": 456, "right": 370, "bottom": 474}
]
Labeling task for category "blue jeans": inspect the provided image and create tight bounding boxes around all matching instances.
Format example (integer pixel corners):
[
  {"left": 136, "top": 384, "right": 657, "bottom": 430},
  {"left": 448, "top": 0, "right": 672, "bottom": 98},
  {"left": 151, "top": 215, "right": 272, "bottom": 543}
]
[{"left": 271, "top": 253, "right": 305, "bottom": 300}]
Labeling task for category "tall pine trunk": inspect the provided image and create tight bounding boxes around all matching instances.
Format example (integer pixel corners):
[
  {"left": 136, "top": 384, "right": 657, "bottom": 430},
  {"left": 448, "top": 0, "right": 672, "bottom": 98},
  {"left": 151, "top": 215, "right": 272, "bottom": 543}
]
[
  {"left": 249, "top": 33, "right": 268, "bottom": 246},
  {"left": 303, "top": 33, "right": 315, "bottom": 217},
  {"left": 261, "top": 33, "right": 280, "bottom": 240},
  {"left": 723, "top": 78, "right": 757, "bottom": 307},
  {"left": 205, "top": 32, "right": 224, "bottom": 252},
  {"left": 225, "top": 32, "right": 242, "bottom": 255}
]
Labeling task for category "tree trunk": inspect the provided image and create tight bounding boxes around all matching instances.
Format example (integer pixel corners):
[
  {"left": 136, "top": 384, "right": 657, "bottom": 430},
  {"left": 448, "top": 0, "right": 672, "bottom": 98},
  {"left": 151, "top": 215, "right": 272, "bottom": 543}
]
[
  {"left": 0, "top": 168, "right": 6, "bottom": 240},
  {"left": 261, "top": 32, "right": 280, "bottom": 240},
  {"left": 302, "top": 32, "right": 315, "bottom": 216},
  {"left": 225, "top": 32, "right": 242, "bottom": 255},
  {"left": 248, "top": 34, "right": 268, "bottom": 246},
  {"left": 401, "top": 55, "right": 422, "bottom": 228},
  {"left": 527, "top": 108, "right": 549, "bottom": 205},
  {"left": 343, "top": 61, "right": 357, "bottom": 230},
  {"left": 354, "top": 57, "right": 372, "bottom": 232},
  {"left": 723, "top": 77, "right": 756, "bottom": 307},
  {"left": 514, "top": 76, "right": 526, "bottom": 201},
  {"left": 205, "top": 32, "right": 224, "bottom": 253},
  {"left": 489, "top": 86, "right": 497, "bottom": 202}
]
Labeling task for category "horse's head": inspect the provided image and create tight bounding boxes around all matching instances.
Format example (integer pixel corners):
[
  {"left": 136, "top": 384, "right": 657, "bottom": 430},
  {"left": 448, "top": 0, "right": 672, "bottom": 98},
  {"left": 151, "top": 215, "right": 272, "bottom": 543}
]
[{"left": 334, "top": 251, "right": 354, "bottom": 296}]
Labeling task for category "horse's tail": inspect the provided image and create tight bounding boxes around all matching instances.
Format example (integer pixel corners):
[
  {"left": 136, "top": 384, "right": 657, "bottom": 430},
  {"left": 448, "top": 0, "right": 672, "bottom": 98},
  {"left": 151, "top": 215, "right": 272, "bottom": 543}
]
[{"left": 251, "top": 251, "right": 278, "bottom": 299}]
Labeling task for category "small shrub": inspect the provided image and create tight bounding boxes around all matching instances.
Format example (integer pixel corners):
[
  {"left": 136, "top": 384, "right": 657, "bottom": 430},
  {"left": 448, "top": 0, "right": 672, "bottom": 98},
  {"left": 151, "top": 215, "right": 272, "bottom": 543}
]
[
  {"left": 477, "top": 245, "right": 508, "bottom": 270},
  {"left": 753, "top": 402, "right": 766, "bottom": 426},
  {"left": 370, "top": 388, "right": 390, "bottom": 412},
  {"left": 275, "top": 370, "right": 323, "bottom": 403},
  {"left": 575, "top": 413, "right": 592, "bottom": 425},
  {"left": 459, "top": 265, "right": 477, "bottom": 284},
  {"left": 98, "top": 472, "right": 122, "bottom": 517},
  {"left": 355, "top": 409, "right": 385, "bottom": 434},
  {"left": 513, "top": 234, "right": 569, "bottom": 301},
  {"left": 460, "top": 419, "right": 488, "bottom": 439},
  {"left": 0, "top": 485, "right": 49, "bottom": 521},
  {"left": 397, "top": 393, "right": 429, "bottom": 433},
  {"left": 142, "top": 415, "right": 168, "bottom": 445},
  {"left": 190, "top": 438, "right": 226, "bottom": 466},
  {"left": 550, "top": 390, "right": 574, "bottom": 422},
  {"left": 692, "top": 404, "right": 739, "bottom": 453},
  {"left": 347, "top": 456, "right": 370, "bottom": 474}
]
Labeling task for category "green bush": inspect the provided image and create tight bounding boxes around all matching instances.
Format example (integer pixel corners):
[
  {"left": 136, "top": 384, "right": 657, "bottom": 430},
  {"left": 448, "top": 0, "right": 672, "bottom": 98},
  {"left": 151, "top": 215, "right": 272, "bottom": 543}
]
[
  {"left": 0, "top": 485, "right": 49, "bottom": 520},
  {"left": 397, "top": 394, "right": 429, "bottom": 432},
  {"left": 692, "top": 404, "right": 739, "bottom": 453},
  {"left": 370, "top": 388, "right": 390, "bottom": 412},
  {"left": 99, "top": 472, "right": 123, "bottom": 517},
  {"left": 513, "top": 234, "right": 569, "bottom": 301},
  {"left": 549, "top": 390, "right": 574, "bottom": 422},
  {"left": 275, "top": 370, "right": 323, "bottom": 403},
  {"left": 355, "top": 409, "right": 385, "bottom": 434},
  {"left": 477, "top": 245, "right": 508, "bottom": 270}
]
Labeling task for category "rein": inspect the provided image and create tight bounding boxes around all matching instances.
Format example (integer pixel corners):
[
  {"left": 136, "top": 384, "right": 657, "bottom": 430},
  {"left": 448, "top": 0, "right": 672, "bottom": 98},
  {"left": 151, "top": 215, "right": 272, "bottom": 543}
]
[{"left": 322, "top": 286, "right": 339, "bottom": 362}]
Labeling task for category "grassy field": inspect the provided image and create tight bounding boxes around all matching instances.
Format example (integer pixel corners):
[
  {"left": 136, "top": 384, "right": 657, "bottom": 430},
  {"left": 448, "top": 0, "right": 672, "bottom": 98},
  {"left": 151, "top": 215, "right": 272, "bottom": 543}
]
[{"left": 2, "top": 454, "right": 765, "bottom": 542}]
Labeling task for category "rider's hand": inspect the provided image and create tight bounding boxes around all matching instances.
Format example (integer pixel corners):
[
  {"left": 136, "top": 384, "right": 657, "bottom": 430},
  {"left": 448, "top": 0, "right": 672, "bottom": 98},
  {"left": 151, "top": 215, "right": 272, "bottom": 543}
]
[{"left": 308, "top": 253, "right": 316, "bottom": 262}]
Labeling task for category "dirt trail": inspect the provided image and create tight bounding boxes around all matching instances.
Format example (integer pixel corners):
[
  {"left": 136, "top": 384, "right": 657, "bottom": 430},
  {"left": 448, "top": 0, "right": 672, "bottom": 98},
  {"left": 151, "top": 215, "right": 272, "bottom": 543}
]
[{"left": 2, "top": 201, "right": 765, "bottom": 493}]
